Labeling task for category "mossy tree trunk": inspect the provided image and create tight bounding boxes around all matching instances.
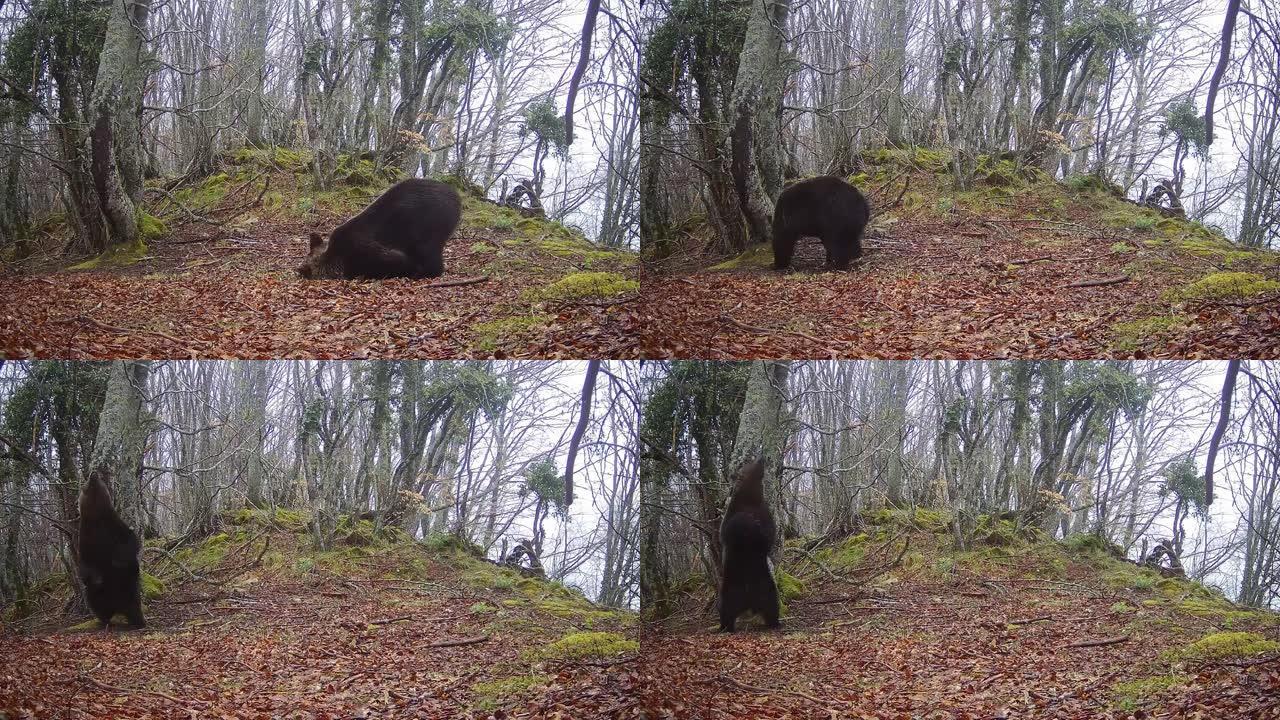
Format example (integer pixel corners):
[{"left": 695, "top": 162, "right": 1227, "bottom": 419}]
[
  {"left": 89, "top": 361, "right": 152, "bottom": 533},
  {"left": 729, "top": 361, "right": 791, "bottom": 554},
  {"left": 85, "top": 0, "right": 152, "bottom": 252},
  {"left": 726, "top": 0, "right": 790, "bottom": 249}
]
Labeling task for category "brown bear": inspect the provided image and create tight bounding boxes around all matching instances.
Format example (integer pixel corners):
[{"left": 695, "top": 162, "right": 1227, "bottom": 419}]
[
  {"left": 78, "top": 469, "right": 145, "bottom": 629},
  {"left": 298, "top": 178, "right": 462, "bottom": 279},
  {"left": 771, "top": 175, "right": 870, "bottom": 271},
  {"left": 718, "top": 457, "right": 780, "bottom": 632}
]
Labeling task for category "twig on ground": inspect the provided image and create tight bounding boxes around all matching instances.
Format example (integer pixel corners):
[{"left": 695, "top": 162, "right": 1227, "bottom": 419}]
[
  {"left": 1008, "top": 615, "right": 1054, "bottom": 625},
  {"left": 79, "top": 674, "right": 210, "bottom": 707},
  {"left": 718, "top": 313, "right": 829, "bottom": 345},
  {"left": 368, "top": 615, "right": 415, "bottom": 625},
  {"left": 419, "top": 276, "right": 490, "bottom": 289},
  {"left": 425, "top": 634, "right": 490, "bottom": 648},
  {"left": 1061, "top": 275, "right": 1130, "bottom": 289},
  {"left": 1065, "top": 635, "right": 1130, "bottom": 649},
  {"left": 72, "top": 315, "right": 212, "bottom": 348}
]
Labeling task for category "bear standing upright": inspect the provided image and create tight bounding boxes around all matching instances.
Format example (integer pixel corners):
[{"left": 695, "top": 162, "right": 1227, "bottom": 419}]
[
  {"left": 771, "top": 176, "right": 870, "bottom": 271},
  {"left": 718, "top": 457, "right": 780, "bottom": 632},
  {"left": 78, "top": 469, "right": 146, "bottom": 628},
  {"left": 298, "top": 178, "right": 462, "bottom": 280}
]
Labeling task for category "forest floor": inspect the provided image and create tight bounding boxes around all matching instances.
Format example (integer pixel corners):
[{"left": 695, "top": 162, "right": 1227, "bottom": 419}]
[
  {"left": 638, "top": 150, "right": 1280, "bottom": 359},
  {"left": 0, "top": 148, "right": 639, "bottom": 359},
  {"left": 636, "top": 512, "right": 1280, "bottom": 719},
  {"left": 0, "top": 510, "right": 638, "bottom": 719}
]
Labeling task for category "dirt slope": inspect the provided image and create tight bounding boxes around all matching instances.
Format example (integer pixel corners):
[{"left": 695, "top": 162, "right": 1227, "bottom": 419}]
[
  {"left": 636, "top": 513, "right": 1280, "bottom": 718},
  {"left": 0, "top": 149, "right": 639, "bottom": 359},
  {"left": 0, "top": 511, "right": 637, "bottom": 718},
  {"left": 638, "top": 151, "right": 1280, "bottom": 359}
]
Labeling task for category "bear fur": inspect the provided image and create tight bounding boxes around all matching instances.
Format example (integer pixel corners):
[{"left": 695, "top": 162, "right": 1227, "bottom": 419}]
[
  {"left": 298, "top": 178, "right": 462, "bottom": 280},
  {"left": 771, "top": 175, "right": 870, "bottom": 271},
  {"left": 78, "top": 470, "right": 145, "bottom": 628},
  {"left": 718, "top": 457, "right": 780, "bottom": 632}
]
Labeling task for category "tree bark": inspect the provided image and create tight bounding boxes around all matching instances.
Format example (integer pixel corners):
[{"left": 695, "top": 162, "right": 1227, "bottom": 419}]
[{"left": 85, "top": 0, "right": 152, "bottom": 251}]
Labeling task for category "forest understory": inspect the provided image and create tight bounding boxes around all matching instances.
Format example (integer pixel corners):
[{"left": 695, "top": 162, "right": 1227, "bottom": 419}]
[
  {"left": 636, "top": 515, "right": 1280, "bottom": 719},
  {"left": 0, "top": 510, "right": 639, "bottom": 719},
  {"left": 638, "top": 157, "right": 1280, "bottom": 359},
  {"left": 0, "top": 151, "right": 639, "bottom": 359}
]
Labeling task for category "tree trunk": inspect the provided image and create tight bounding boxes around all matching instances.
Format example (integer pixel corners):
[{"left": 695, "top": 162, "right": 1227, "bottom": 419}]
[
  {"left": 85, "top": 0, "right": 152, "bottom": 251},
  {"left": 727, "top": 0, "right": 791, "bottom": 249},
  {"left": 89, "top": 361, "right": 152, "bottom": 531}
]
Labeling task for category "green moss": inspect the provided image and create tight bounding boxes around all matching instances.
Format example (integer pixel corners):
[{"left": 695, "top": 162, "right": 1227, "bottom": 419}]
[
  {"left": 230, "top": 146, "right": 311, "bottom": 172},
  {"left": 226, "top": 507, "right": 307, "bottom": 532},
  {"left": 470, "top": 315, "right": 552, "bottom": 352},
  {"left": 525, "top": 272, "right": 638, "bottom": 303},
  {"left": 522, "top": 631, "right": 638, "bottom": 662},
  {"left": 1101, "top": 204, "right": 1162, "bottom": 231},
  {"left": 1102, "top": 561, "right": 1161, "bottom": 592},
  {"left": 1166, "top": 271, "right": 1280, "bottom": 303},
  {"left": 532, "top": 596, "right": 626, "bottom": 628},
  {"left": 172, "top": 531, "right": 235, "bottom": 571},
  {"left": 1109, "top": 315, "right": 1191, "bottom": 352},
  {"left": 470, "top": 674, "right": 551, "bottom": 711},
  {"left": 137, "top": 211, "right": 168, "bottom": 241},
  {"left": 971, "top": 513, "right": 1039, "bottom": 546},
  {"left": 67, "top": 238, "right": 149, "bottom": 270},
  {"left": 863, "top": 146, "right": 950, "bottom": 174},
  {"left": 332, "top": 153, "right": 403, "bottom": 187},
  {"left": 775, "top": 570, "right": 805, "bottom": 615},
  {"left": 140, "top": 571, "right": 166, "bottom": 599},
  {"left": 818, "top": 534, "right": 869, "bottom": 569},
  {"left": 1166, "top": 631, "right": 1280, "bottom": 662},
  {"left": 868, "top": 507, "right": 952, "bottom": 533},
  {"left": 422, "top": 533, "right": 484, "bottom": 557},
  {"left": 912, "top": 508, "right": 950, "bottom": 533},
  {"left": 536, "top": 237, "right": 633, "bottom": 267},
  {"left": 462, "top": 560, "right": 522, "bottom": 592},
  {"left": 436, "top": 173, "right": 486, "bottom": 199},
  {"left": 1111, "top": 602, "right": 1134, "bottom": 613},
  {"left": 1061, "top": 533, "right": 1119, "bottom": 557},
  {"left": 462, "top": 197, "right": 526, "bottom": 229},
  {"left": 469, "top": 602, "right": 496, "bottom": 615},
  {"left": 1177, "top": 597, "right": 1276, "bottom": 627},
  {"left": 1110, "top": 675, "right": 1188, "bottom": 711}
]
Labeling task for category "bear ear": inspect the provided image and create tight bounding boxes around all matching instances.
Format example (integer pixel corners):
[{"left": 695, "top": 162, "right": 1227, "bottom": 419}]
[{"left": 308, "top": 232, "right": 325, "bottom": 252}]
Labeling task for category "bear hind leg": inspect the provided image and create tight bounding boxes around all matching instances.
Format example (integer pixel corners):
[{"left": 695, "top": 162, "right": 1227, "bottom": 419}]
[{"left": 718, "top": 581, "right": 744, "bottom": 632}]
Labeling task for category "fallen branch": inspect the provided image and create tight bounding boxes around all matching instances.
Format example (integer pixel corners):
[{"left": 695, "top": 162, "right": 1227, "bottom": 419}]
[
  {"left": 368, "top": 614, "right": 415, "bottom": 626},
  {"left": 1061, "top": 275, "right": 1130, "bottom": 289},
  {"left": 1065, "top": 634, "right": 1130, "bottom": 649},
  {"left": 72, "top": 315, "right": 212, "bottom": 348},
  {"left": 418, "top": 276, "right": 490, "bottom": 289},
  {"left": 142, "top": 545, "right": 204, "bottom": 583},
  {"left": 1008, "top": 255, "right": 1053, "bottom": 265},
  {"left": 1008, "top": 615, "right": 1053, "bottom": 625},
  {"left": 145, "top": 186, "right": 211, "bottom": 225},
  {"left": 718, "top": 313, "right": 828, "bottom": 345},
  {"left": 80, "top": 674, "right": 210, "bottom": 707},
  {"left": 425, "top": 634, "right": 490, "bottom": 648}
]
